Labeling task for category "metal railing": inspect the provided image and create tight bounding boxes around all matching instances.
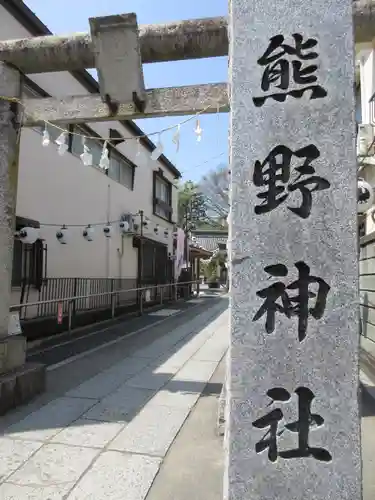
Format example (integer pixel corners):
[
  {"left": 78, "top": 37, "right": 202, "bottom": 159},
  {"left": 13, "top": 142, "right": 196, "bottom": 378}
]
[
  {"left": 35, "top": 277, "right": 137, "bottom": 319},
  {"left": 10, "top": 280, "right": 199, "bottom": 333}
]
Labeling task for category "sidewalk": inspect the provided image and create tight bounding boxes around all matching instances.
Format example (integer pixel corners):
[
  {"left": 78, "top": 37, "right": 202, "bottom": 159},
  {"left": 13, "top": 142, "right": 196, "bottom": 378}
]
[{"left": 0, "top": 298, "right": 228, "bottom": 499}]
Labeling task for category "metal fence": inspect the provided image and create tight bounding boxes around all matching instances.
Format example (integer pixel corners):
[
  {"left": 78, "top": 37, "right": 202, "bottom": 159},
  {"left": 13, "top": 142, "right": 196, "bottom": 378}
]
[
  {"left": 11, "top": 278, "right": 198, "bottom": 331},
  {"left": 360, "top": 232, "right": 375, "bottom": 343},
  {"left": 15, "top": 277, "right": 140, "bottom": 320}
]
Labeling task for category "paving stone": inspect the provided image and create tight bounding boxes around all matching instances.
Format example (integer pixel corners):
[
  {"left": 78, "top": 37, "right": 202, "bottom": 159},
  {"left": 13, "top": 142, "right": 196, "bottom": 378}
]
[
  {"left": 6, "top": 443, "right": 98, "bottom": 490},
  {"left": 82, "top": 385, "right": 155, "bottom": 422},
  {"left": 103, "top": 355, "right": 153, "bottom": 378},
  {"left": 173, "top": 360, "right": 218, "bottom": 384},
  {"left": 109, "top": 404, "right": 191, "bottom": 457},
  {"left": 147, "top": 386, "right": 201, "bottom": 409},
  {"left": 67, "top": 451, "right": 161, "bottom": 500},
  {"left": 0, "top": 438, "right": 43, "bottom": 482},
  {"left": 135, "top": 339, "right": 180, "bottom": 360},
  {"left": 193, "top": 338, "right": 228, "bottom": 362},
  {"left": 50, "top": 419, "right": 124, "bottom": 448},
  {"left": 154, "top": 345, "right": 198, "bottom": 371},
  {"left": 4, "top": 397, "right": 97, "bottom": 441},
  {"left": 148, "top": 332, "right": 216, "bottom": 375},
  {"left": 65, "top": 356, "right": 152, "bottom": 400},
  {"left": 66, "top": 371, "right": 127, "bottom": 400},
  {"left": 125, "top": 366, "right": 174, "bottom": 391},
  {"left": 0, "top": 482, "right": 73, "bottom": 499},
  {"left": 133, "top": 308, "right": 225, "bottom": 360}
]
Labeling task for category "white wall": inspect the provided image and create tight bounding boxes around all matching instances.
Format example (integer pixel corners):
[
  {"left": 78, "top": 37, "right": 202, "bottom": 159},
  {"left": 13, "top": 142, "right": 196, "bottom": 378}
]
[
  {"left": 17, "top": 127, "right": 176, "bottom": 279},
  {"left": 0, "top": 4, "right": 178, "bottom": 281}
]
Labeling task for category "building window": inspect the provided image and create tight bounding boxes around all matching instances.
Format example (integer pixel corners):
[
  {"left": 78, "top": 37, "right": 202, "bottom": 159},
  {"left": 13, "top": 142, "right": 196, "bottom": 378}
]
[
  {"left": 12, "top": 217, "right": 45, "bottom": 289},
  {"left": 71, "top": 126, "right": 103, "bottom": 167},
  {"left": 153, "top": 172, "right": 172, "bottom": 221},
  {"left": 34, "top": 123, "right": 68, "bottom": 143},
  {"left": 70, "top": 126, "right": 135, "bottom": 190},
  {"left": 108, "top": 150, "right": 134, "bottom": 190},
  {"left": 12, "top": 238, "right": 45, "bottom": 289}
]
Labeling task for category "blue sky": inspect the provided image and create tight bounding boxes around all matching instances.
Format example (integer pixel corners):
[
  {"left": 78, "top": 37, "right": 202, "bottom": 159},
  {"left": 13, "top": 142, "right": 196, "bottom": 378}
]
[{"left": 25, "top": 0, "right": 229, "bottom": 182}]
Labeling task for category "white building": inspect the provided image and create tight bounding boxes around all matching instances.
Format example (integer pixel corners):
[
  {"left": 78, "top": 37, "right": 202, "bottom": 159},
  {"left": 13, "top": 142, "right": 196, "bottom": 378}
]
[
  {"left": 0, "top": 1, "right": 181, "bottom": 317},
  {"left": 355, "top": 41, "right": 375, "bottom": 346}
]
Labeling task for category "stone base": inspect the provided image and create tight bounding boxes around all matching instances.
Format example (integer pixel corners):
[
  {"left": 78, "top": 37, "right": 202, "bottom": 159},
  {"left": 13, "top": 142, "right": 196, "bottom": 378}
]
[
  {"left": 0, "top": 335, "right": 26, "bottom": 373},
  {"left": 0, "top": 362, "right": 46, "bottom": 416}
]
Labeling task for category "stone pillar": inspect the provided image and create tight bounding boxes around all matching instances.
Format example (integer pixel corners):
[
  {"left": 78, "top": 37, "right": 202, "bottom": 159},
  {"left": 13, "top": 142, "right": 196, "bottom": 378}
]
[
  {"left": 0, "top": 62, "right": 45, "bottom": 414},
  {"left": 0, "top": 62, "right": 21, "bottom": 339},
  {"left": 226, "top": 1, "right": 361, "bottom": 499}
]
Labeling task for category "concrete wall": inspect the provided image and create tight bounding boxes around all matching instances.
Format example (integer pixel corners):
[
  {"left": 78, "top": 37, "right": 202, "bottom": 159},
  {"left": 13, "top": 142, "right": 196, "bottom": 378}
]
[{"left": 0, "top": 4, "right": 178, "bottom": 293}]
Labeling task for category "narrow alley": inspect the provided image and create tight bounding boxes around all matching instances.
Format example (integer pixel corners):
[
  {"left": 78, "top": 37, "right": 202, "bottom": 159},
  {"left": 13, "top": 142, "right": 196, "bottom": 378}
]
[
  {"left": 0, "top": 294, "right": 374, "bottom": 499},
  {"left": 0, "top": 295, "right": 228, "bottom": 499}
]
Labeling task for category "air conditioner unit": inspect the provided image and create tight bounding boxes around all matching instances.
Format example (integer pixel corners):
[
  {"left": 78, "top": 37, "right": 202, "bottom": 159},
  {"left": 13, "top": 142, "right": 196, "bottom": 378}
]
[
  {"left": 357, "top": 124, "right": 374, "bottom": 157},
  {"left": 120, "top": 213, "right": 134, "bottom": 233}
]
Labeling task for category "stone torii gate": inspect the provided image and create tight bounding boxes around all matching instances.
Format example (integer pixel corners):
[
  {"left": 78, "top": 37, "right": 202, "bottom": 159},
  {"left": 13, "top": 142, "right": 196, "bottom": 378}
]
[{"left": 0, "top": 2, "right": 371, "bottom": 498}]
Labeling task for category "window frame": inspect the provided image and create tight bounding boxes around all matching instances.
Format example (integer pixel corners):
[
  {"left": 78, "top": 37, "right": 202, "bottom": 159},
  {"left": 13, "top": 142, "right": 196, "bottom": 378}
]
[
  {"left": 107, "top": 147, "right": 135, "bottom": 191},
  {"left": 12, "top": 217, "right": 45, "bottom": 290},
  {"left": 70, "top": 124, "right": 103, "bottom": 167},
  {"left": 70, "top": 125, "right": 135, "bottom": 191},
  {"left": 153, "top": 170, "right": 173, "bottom": 222}
]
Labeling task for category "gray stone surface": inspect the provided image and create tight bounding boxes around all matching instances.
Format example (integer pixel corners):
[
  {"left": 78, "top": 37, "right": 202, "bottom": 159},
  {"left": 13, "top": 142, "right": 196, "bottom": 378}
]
[
  {"left": 67, "top": 451, "right": 161, "bottom": 500},
  {"left": 0, "top": 335, "right": 26, "bottom": 373},
  {"left": 5, "top": 396, "right": 96, "bottom": 441},
  {"left": 109, "top": 404, "right": 190, "bottom": 457},
  {"left": 0, "top": 438, "right": 43, "bottom": 482},
  {"left": 66, "top": 355, "right": 152, "bottom": 399},
  {"left": 51, "top": 418, "right": 124, "bottom": 448},
  {"left": 81, "top": 385, "right": 155, "bottom": 422},
  {"left": 146, "top": 355, "right": 225, "bottom": 500},
  {"left": 124, "top": 365, "right": 174, "bottom": 391},
  {"left": 227, "top": 1, "right": 361, "bottom": 499},
  {"left": 0, "top": 482, "right": 73, "bottom": 499},
  {"left": 4, "top": 443, "right": 99, "bottom": 492},
  {"left": 0, "top": 362, "right": 46, "bottom": 416},
  {"left": 0, "top": 62, "right": 21, "bottom": 339},
  {"left": 147, "top": 385, "right": 201, "bottom": 409},
  {"left": 173, "top": 360, "right": 218, "bottom": 383}
]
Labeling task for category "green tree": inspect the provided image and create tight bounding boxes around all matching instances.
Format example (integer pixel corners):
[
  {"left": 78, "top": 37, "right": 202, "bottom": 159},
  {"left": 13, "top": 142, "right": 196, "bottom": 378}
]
[{"left": 177, "top": 181, "right": 199, "bottom": 226}]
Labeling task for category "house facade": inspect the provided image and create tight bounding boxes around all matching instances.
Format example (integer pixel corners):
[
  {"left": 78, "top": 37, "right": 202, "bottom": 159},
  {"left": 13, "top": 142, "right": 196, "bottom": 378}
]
[
  {"left": 354, "top": 41, "right": 375, "bottom": 346},
  {"left": 0, "top": 1, "right": 181, "bottom": 317}
]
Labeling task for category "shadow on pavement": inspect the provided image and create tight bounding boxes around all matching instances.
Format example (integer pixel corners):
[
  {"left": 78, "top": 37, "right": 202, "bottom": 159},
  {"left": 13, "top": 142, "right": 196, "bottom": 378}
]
[{"left": 1, "top": 297, "right": 229, "bottom": 438}]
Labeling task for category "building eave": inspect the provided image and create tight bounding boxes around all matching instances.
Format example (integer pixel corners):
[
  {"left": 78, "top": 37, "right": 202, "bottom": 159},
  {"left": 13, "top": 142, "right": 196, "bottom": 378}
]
[
  {"left": 189, "top": 245, "right": 212, "bottom": 258},
  {"left": 0, "top": 0, "right": 182, "bottom": 180}
]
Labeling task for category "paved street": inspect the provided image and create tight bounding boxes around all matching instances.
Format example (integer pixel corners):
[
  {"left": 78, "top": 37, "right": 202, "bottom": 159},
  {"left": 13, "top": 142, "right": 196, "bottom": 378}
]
[
  {"left": 0, "top": 295, "right": 228, "bottom": 499},
  {"left": 0, "top": 294, "right": 374, "bottom": 499}
]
